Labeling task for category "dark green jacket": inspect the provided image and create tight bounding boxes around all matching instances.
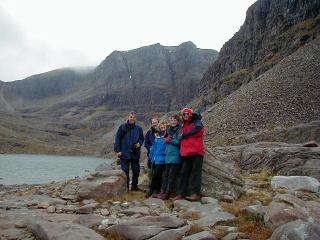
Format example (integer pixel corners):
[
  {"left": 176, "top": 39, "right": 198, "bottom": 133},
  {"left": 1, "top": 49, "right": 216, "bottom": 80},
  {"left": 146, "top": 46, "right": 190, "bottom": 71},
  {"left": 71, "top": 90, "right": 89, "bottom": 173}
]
[{"left": 165, "top": 125, "right": 181, "bottom": 164}]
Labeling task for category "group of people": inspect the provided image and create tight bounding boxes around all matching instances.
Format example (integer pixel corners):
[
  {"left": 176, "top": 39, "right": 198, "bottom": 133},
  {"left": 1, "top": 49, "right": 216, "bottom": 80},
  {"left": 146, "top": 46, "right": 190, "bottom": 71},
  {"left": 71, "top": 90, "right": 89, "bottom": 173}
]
[{"left": 114, "top": 108, "right": 205, "bottom": 201}]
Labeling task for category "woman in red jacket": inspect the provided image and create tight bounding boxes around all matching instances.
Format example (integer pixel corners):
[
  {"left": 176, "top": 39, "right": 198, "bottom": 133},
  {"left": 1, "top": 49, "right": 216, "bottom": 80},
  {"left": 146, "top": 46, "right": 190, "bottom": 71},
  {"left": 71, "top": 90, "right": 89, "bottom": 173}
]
[{"left": 175, "top": 107, "right": 205, "bottom": 201}]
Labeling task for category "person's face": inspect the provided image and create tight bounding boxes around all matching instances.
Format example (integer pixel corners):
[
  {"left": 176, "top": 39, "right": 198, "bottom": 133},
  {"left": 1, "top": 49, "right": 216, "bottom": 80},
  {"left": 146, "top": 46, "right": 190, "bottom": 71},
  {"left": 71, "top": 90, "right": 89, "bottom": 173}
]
[
  {"left": 182, "top": 112, "right": 192, "bottom": 121},
  {"left": 159, "top": 124, "right": 167, "bottom": 132},
  {"left": 151, "top": 119, "right": 159, "bottom": 129},
  {"left": 128, "top": 114, "right": 136, "bottom": 124},
  {"left": 170, "top": 117, "right": 179, "bottom": 127}
]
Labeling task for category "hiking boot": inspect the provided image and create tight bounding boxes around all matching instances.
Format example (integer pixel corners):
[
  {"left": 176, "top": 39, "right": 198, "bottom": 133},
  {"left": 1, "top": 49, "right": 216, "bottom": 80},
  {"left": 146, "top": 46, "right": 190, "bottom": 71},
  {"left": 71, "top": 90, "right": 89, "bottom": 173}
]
[
  {"left": 173, "top": 195, "right": 184, "bottom": 201},
  {"left": 185, "top": 194, "right": 201, "bottom": 201},
  {"left": 155, "top": 191, "right": 165, "bottom": 198},
  {"left": 158, "top": 193, "right": 169, "bottom": 200}
]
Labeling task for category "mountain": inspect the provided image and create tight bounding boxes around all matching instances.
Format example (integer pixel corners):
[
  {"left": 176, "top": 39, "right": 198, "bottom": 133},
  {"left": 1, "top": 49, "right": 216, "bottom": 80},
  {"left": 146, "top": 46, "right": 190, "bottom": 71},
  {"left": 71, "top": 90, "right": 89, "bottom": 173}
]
[
  {"left": 199, "top": 0, "right": 320, "bottom": 108},
  {"left": 1, "top": 42, "right": 217, "bottom": 114},
  {"left": 0, "top": 42, "right": 217, "bottom": 154}
]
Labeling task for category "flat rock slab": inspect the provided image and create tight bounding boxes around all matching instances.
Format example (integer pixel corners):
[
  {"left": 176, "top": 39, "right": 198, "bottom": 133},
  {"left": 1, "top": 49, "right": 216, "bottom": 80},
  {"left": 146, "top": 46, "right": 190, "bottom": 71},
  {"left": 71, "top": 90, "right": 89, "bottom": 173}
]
[
  {"left": 193, "top": 212, "right": 235, "bottom": 227},
  {"left": 149, "top": 225, "right": 191, "bottom": 240},
  {"left": 106, "top": 215, "right": 185, "bottom": 240},
  {"left": 173, "top": 200, "right": 201, "bottom": 211},
  {"left": 78, "top": 170, "right": 127, "bottom": 199},
  {"left": 271, "top": 176, "right": 320, "bottom": 193},
  {"left": 143, "top": 198, "right": 167, "bottom": 209},
  {"left": 79, "top": 214, "right": 104, "bottom": 228},
  {"left": 270, "top": 219, "right": 320, "bottom": 240},
  {"left": 120, "top": 206, "right": 150, "bottom": 216},
  {"left": 183, "top": 230, "right": 217, "bottom": 240},
  {"left": 27, "top": 218, "right": 104, "bottom": 240}
]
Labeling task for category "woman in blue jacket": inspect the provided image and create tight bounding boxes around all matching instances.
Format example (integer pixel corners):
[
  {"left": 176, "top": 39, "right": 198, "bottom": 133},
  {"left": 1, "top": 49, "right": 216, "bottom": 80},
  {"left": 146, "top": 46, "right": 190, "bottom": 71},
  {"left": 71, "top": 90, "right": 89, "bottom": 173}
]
[
  {"left": 157, "top": 115, "right": 181, "bottom": 200},
  {"left": 146, "top": 121, "right": 167, "bottom": 197}
]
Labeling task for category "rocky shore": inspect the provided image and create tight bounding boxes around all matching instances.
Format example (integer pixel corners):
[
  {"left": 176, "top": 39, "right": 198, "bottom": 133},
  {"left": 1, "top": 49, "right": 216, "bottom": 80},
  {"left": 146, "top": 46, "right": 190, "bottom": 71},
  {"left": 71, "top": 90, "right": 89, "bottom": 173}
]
[{"left": 1, "top": 156, "right": 320, "bottom": 240}]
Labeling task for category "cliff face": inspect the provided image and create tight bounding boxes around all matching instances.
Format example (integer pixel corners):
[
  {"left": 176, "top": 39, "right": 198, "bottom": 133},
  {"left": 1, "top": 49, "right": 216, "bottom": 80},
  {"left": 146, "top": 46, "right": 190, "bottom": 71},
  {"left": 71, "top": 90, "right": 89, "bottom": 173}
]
[
  {"left": 91, "top": 42, "right": 217, "bottom": 112},
  {"left": 2, "top": 42, "right": 217, "bottom": 113},
  {"left": 200, "top": 0, "right": 320, "bottom": 107}
]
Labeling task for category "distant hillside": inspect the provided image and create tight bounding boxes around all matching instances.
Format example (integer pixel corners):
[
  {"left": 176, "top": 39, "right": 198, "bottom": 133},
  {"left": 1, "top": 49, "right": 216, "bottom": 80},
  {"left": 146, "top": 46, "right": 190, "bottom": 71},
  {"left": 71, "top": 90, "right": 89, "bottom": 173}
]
[
  {"left": 203, "top": 37, "right": 320, "bottom": 147},
  {"left": 199, "top": 0, "right": 320, "bottom": 108},
  {"left": 1, "top": 42, "right": 217, "bottom": 113}
]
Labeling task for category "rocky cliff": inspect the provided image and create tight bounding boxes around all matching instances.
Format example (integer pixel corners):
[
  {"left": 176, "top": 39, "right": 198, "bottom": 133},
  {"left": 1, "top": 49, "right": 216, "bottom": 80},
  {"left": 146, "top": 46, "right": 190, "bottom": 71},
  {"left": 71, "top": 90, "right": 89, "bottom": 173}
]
[
  {"left": 199, "top": 0, "right": 320, "bottom": 107},
  {"left": 1, "top": 42, "right": 217, "bottom": 113},
  {"left": 84, "top": 42, "right": 217, "bottom": 112}
]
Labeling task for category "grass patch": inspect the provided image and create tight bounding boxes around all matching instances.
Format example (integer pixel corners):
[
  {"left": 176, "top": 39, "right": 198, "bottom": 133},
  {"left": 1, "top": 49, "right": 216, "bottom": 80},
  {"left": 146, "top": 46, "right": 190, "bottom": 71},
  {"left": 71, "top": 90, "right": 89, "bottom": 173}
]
[
  {"left": 96, "top": 191, "right": 146, "bottom": 203},
  {"left": 222, "top": 69, "right": 249, "bottom": 84}
]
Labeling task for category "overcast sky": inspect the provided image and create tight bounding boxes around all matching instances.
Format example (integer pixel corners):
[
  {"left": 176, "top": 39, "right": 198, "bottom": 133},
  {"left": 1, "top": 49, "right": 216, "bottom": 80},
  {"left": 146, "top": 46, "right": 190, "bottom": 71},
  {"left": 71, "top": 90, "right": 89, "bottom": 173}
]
[{"left": 0, "top": 0, "right": 256, "bottom": 82}]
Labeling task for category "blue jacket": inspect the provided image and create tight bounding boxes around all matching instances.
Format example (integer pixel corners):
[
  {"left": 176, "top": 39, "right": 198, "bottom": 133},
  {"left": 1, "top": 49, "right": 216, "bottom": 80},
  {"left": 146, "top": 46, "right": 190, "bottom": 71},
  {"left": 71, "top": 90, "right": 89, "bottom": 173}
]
[
  {"left": 144, "top": 128, "right": 157, "bottom": 157},
  {"left": 165, "top": 125, "right": 181, "bottom": 164},
  {"left": 150, "top": 135, "right": 166, "bottom": 165},
  {"left": 114, "top": 121, "right": 144, "bottom": 160}
]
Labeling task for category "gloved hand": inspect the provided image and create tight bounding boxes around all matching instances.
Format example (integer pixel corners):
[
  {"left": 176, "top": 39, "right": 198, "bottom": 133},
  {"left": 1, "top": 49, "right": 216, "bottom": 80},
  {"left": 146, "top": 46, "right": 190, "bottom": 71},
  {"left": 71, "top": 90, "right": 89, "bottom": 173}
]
[{"left": 165, "top": 135, "right": 172, "bottom": 144}]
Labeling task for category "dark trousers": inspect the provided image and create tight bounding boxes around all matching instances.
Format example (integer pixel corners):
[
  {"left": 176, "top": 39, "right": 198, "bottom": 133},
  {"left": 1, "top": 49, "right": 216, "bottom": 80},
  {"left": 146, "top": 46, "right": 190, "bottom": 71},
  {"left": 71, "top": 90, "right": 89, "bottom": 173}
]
[
  {"left": 149, "top": 164, "right": 166, "bottom": 194},
  {"left": 161, "top": 163, "right": 181, "bottom": 196},
  {"left": 120, "top": 159, "right": 140, "bottom": 190},
  {"left": 178, "top": 155, "right": 203, "bottom": 196}
]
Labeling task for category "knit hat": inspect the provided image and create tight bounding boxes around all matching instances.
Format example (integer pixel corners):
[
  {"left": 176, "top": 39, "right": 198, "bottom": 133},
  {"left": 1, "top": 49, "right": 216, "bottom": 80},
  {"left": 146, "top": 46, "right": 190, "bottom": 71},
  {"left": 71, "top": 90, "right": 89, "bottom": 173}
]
[{"left": 181, "top": 107, "right": 193, "bottom": 115}]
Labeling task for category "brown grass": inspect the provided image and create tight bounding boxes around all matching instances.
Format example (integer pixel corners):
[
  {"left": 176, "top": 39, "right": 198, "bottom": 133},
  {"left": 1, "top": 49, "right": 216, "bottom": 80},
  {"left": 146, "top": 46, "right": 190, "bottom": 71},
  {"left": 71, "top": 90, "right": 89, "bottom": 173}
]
[
  {"left": 219, "top": 170, "right": 273, "bottom": 240},
  {"left": 96, "top": 191, "right": 146, "bottom": 203}
]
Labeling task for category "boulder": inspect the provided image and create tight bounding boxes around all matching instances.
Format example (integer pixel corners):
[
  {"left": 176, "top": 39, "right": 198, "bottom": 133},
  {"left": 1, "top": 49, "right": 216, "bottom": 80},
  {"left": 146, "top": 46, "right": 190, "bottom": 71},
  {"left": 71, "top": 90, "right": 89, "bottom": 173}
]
[
  {"left": 239, "top": 142, "right": 320, "bottom": 180},
  {"left": 193, "top": 212, "right": 235, "bottom": 227},
  {"left": 77, "top": 202, "right": 100, "bottom": 214},
  {"left": 149, "top": 225, "right": 191, "bottom": 240},
  {"left": 183, "top": 231, "right": 217, "bottom": 240},
  {"left": 106, "top": 216, "right": 185, "bottom": 240},
  {"left": 202, "top": 148, "right": 244, "bottom": 200},
  {"left": 27, "top": 218, "right": 104, "bottom": 240},
  {"left": 270, "top": 219, "right": 320, "bottom": 240},
  {"left": 264, "top": 194, "right": 320, "bottom": 230},
  {"left": 120, "top": 207, "right": 150, "bottom": 216},
  {"left": 79, "top": 214, "right": 103, "bottom": 228},
  {"left": 78, "top": 170, "right": 127, "bottom": 199},
  {"left": 143, "top": 198, "right": 167, "bottom": 210},
  {"left": 271, "top": 176, "right": 320, "bottom": 193}
]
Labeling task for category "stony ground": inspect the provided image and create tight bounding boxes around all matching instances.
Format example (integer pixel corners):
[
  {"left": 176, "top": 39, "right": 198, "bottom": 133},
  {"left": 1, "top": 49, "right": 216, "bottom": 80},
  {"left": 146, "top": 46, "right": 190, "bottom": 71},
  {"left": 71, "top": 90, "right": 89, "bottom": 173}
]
[{"left": 1, "top": 167, "right": 319, "bottom": 240}]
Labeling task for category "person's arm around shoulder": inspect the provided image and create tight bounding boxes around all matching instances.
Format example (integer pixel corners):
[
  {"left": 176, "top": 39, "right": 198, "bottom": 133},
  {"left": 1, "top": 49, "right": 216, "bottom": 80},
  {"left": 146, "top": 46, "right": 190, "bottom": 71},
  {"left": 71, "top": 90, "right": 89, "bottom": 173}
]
[{"left": 182, "top": 119, "right": 203, "bottom": 139}]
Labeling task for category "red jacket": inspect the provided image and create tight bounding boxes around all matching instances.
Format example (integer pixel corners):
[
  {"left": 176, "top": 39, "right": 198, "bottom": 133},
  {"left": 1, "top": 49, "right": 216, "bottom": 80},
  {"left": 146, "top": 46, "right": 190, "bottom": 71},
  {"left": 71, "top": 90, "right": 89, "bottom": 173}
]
[{"left": 180, "top": 113, "right": 205, "bottom": 157}]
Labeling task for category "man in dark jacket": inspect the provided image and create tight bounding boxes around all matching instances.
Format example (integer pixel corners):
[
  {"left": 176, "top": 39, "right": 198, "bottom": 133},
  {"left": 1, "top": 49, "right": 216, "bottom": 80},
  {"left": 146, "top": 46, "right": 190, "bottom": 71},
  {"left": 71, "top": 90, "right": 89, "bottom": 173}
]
[
  {"left": 144, "top": 118, "right": 159, "bottom": 168},
  {"left": 114, "top": 112, "right": 144, "bottom": 191}
]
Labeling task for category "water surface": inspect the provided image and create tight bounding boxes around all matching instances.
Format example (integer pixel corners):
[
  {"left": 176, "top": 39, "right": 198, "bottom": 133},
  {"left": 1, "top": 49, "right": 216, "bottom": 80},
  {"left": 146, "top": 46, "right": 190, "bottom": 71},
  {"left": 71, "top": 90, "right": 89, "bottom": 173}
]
[{"left": 0, "top": 154, "right": 111, "bottom": 185}]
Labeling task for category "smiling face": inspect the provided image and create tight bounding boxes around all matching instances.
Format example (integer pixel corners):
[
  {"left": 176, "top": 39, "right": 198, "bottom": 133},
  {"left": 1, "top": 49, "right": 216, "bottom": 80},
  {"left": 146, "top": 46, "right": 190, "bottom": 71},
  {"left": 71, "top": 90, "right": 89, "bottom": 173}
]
[
  {"left": 159, "top": 123, "right": 167, "bottom": 132},
  {"left": 170, "top": 117, "right": 179, "bottom": 127}
]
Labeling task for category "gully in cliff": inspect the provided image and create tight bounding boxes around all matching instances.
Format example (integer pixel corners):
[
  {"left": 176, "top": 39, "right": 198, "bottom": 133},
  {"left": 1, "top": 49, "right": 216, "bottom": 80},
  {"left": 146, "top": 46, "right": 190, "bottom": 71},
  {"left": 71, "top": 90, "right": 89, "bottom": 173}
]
[{"left": 114, "top": 111, "right": 144, "bottom": 191}]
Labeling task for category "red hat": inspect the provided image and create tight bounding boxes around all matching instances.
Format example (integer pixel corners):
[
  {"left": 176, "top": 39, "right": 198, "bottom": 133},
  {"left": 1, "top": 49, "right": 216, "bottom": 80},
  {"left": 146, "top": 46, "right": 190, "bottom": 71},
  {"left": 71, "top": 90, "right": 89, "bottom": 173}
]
[{"left": 181, "top": 107, "right": 193, "bottom": 114}]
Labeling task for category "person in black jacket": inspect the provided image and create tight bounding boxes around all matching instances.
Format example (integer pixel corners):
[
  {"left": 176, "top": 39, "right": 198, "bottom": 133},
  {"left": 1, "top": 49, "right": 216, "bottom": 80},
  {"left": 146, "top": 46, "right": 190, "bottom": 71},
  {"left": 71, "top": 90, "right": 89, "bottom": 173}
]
[
  {"left": 114, "top": 112, "right": 144, "bottom": 191},
  {"left": 144, "top": 118, "right": 159, "bottom": 168}
]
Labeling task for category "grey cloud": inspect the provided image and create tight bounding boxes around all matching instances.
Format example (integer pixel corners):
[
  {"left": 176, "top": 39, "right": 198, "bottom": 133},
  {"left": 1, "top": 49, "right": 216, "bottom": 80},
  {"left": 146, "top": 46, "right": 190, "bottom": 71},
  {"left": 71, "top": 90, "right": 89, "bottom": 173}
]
[{"left": 0, "top": 6, "right": 92, "bottom": 81}]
